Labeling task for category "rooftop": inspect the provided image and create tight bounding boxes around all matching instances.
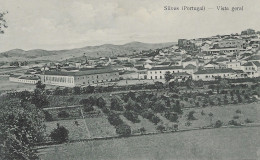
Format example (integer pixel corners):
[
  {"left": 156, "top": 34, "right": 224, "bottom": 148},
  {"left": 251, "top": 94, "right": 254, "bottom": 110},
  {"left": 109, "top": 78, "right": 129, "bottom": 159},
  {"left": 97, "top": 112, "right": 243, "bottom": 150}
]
[
  {"left": 242, "top": 62, "right": 254, "bottom": 66},
  {"left": 246, "top": 55, "right": 260, "bottom": 61},
  {"left": 194, "top": 69, "right": 235, "bottom": 74},
  {"left": 150, "top": 66, "right": 183, "bottom": 70},
  {"left": 184, "top": 64, "right": 196, "bottom": 69},
  {"left": 43, "top": 68, "right": 118, "bottom": 76}
]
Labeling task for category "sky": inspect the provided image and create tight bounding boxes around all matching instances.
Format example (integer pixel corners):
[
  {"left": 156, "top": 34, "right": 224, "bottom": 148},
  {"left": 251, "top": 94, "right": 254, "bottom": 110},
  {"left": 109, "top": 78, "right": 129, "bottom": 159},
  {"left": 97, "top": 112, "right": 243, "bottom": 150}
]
[{"left": 0, "top": 0, "right": 260, "bottom": 52}]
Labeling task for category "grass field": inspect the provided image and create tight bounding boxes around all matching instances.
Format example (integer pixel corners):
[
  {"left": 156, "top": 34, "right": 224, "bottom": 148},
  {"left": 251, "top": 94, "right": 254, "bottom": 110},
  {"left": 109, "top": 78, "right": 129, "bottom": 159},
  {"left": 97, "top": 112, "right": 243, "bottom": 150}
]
[
  {"left": 44, "top": 119, "right": 89, "bottom": 141},
  {"left": 38, "top": 127, "right": 260, "bottom": 160}
]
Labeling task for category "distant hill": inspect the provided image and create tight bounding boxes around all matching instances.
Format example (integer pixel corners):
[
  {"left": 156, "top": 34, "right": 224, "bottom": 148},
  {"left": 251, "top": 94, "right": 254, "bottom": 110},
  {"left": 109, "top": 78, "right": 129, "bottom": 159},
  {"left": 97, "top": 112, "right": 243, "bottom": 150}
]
[{"left": 0, "top": 41, "right": 176, "bottom": 62}]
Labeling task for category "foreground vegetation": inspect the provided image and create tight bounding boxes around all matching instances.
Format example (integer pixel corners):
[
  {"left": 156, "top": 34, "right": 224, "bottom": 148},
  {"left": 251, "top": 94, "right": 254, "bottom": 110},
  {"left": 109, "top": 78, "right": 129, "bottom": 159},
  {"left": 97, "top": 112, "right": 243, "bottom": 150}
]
[{"left": 1, "top": 79, "right": 260, "bottom": 159}]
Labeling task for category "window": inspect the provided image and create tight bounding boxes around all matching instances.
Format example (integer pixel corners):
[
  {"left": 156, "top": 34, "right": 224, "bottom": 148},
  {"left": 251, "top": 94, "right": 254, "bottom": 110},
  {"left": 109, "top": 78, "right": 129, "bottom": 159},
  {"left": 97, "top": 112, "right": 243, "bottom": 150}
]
[
  {"left": 160, "top": 76, "right": 162, "bottom": 79},
  {"left": 160, "top": 71, "right": 162, "bottom": 73},
  {"left": 151, "top": 76, "right": 153, "bottom": 79},
  {"left": 155, "top": 76, "right": 157, "bottom": 79}
]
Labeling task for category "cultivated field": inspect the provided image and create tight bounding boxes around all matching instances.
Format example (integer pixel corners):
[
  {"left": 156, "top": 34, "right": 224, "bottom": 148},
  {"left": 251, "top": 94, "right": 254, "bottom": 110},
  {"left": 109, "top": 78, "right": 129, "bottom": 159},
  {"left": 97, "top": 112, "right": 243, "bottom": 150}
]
[
  {"left": 43, "top": 102, "right": 259, "bottom": 141},
  {"left": 38, "top": 127, "right": 260, "bottom": 160}
]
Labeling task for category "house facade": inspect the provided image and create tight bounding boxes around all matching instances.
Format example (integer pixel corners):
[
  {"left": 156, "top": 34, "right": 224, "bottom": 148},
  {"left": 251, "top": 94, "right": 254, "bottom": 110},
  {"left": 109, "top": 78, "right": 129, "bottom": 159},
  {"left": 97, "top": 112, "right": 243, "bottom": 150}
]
[
  {"left": 192, "top": 69, "right": 243, "bottom": 81},
  {"left": 41, "top": 69, "right": 119, "bottom": 87},
  {"left": 147, "top": 66, "right": 183, "bottom": 80}
]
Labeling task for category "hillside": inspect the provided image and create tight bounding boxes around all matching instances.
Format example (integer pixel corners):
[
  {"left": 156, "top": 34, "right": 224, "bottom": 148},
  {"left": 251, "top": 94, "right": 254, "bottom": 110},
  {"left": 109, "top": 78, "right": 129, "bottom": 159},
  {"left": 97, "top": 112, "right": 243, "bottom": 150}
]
[{"left": 0, "top": 41, "right": 175, "bottom": 62}]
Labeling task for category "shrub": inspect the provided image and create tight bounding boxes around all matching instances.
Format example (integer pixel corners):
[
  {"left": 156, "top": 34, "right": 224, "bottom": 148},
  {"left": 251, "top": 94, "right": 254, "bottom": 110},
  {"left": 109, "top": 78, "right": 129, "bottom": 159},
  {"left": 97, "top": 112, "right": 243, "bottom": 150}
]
[
  {"left": 50, "top": 124, "right": 69, "bottom": 143},
  {"left": 151, "top": 115, "right": 161, "bottom": 125},
  {"left": 140, "top": 110, "right": 161, "bottom": 124},
  {"left": 245, "top": 118, "right": 253, "bottom": 123},
  {"left": 43, "top": 111, "right": 54, "bottom": 121},
  {"left": 58, "top": 111, "right": 70, "bottom": 119},
  {"left": 214, "top": 120, "right": 223, "bottom": 128},
  {"left": 185, "top": 121, "right": 192, "bottom": 126},
  {"left": 235, "top": 109, "right": 241, "bottom": 114},
  {"left": 209, "top": 100, "right": 214, "bottom": 105},
  {"left": 233, "top": 100, "right": 238, "bottom": 104},
  {"left": 233, "top": 115, "right": 239, "bottom": 119},
  {"left": 79, "top": 99, "right": 89, "bottom": 105},
  {"left": 224, "top": 99, "right": 229, "bottom": 105},
  {"left": 102, "top": 107, "right": 110, "bottom": 114},
  {"left": 84, "top": 105, "right": 94, "bottom": 112},
  {"left": 228, "top": 120, "right": 241, "bottom": 126},
  {"left": 116, "top": 124, "right": 131, "bottom": 136},
  {"left": 140, "top": 110, "right": 154, "bottom": 119},
  {"left": 156, "top": 125, "right": 166, "bottom": 132},
  {"left": 139, "top": 127, "right": 146, "bottom": 134}
]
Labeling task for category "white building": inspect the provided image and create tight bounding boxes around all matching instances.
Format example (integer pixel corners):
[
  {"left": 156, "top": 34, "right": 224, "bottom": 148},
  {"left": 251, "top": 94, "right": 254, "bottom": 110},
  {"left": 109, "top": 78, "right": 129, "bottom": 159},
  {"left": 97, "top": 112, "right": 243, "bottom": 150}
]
[
  {"left": 9, "top": 75, "right": 40, "bottom": 84},
  {"left": 147, "top": 66, "right": 183, "bottom": 80},
  {"left": 192, "top": 69, "right": 246, "bottom": 81}
]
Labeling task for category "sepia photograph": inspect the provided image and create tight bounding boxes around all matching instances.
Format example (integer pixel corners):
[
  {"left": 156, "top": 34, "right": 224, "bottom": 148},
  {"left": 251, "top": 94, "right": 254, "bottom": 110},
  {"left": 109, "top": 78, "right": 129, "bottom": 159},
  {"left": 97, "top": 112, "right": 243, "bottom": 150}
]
[{"left": 0, "top": 0, "right": 259, "bottom": 159}]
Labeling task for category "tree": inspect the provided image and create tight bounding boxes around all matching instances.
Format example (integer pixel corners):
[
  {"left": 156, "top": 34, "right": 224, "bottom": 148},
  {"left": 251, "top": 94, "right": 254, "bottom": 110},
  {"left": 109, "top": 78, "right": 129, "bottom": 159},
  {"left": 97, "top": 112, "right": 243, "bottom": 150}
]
[
  {"left": 50, "top": 123, "right": 69, "bottom": 143},
  {"left": 219, "top": 79, "right": 228, "bottom": 89},
  {"left": 152, "top": 100, "right": 166, "bottom": 113},
  {"left": 96, "top": 97, "right": 107, "bottom": 108},
  {"left": 208, "top": 112, "right": 214, "bottom": 125},
  {"left": 107, "top": 113, "right": 123, "bottom": 126},
  {"left": 196, "top": 79, "right": 204, "bottom": 88},
  {"left": 169, "top": 81, "right": 179, "bottom": 93},
  {"left": 164, "top": 111, "right": 178, "bottom": 122},
  {"left": 0, "top": 11, "right": 8, "bottom": 34},
  {"left": 36, "top": 81, "right": 46, "bottom": 90},
  {"left": 123, "top": 110, "right": 140, "bottom": 123},
  {"left": 0, "top": 99, "right": 45, "bottom": 160},
  {"left": 172, "top": 100, "right": 182, "bottom": 114},
  {"left": 154, "top": 81, "right": 164, "bottom": 90},
  {"left": 125, "top": 98, "right": 136, "bottom": 111},
  {"left": 110, "top": 96, "right": 124, "bottom": 111},
  {"left": 31, "top": 87, "right": 49, "bottom": 109},
  {"left": 165, "top": 71, "right": 173, "bottom": 83},
  {"left": 187, "top": 111, "right": 196, "bottom": 120},
  {"left": 73, "top": 86, "right": 81, "bottom": 95}
]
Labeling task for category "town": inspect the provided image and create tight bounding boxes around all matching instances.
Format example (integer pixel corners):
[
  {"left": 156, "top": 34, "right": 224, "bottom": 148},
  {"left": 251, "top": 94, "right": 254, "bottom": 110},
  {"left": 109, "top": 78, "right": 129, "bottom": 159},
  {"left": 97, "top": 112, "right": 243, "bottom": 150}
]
[{"left": 5, "top": 28, "right": 260, "bottom": 88}]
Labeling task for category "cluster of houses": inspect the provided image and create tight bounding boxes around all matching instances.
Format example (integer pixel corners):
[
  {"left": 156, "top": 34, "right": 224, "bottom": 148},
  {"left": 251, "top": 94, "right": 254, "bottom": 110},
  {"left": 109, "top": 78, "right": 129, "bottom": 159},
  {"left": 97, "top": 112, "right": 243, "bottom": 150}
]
[{"left": 9, "top": 29, "right": 260, "bottom": 87}]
